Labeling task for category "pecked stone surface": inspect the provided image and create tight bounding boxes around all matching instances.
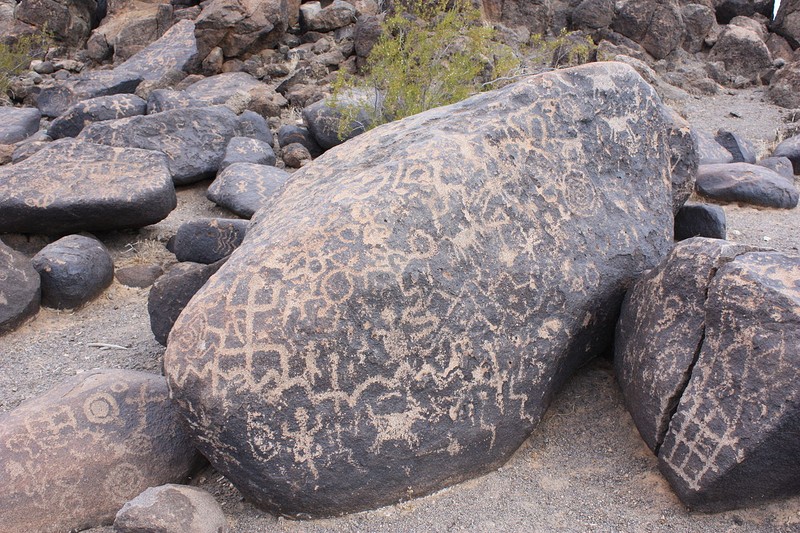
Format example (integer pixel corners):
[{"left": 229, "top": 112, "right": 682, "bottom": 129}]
[
  {"left": 35, "top": 70, "right": 143, "bottom": 118},
  {"left": 659, "top": 250, "right": 800, "bottom": 511},
  {"left": 0, "top": 369, "right": 201, "bottom": 533},
  {"left": 0, "top": 239, "right": 40, "bottom": 335},
  {"left": 0, "top": 139, "right": 176, "bottom": 234},
  {"left": 163, "top": 62, "right": 677, "bottom": 518},
  {"left": 78, "top": 106, "right": 244, "bottom": 185},
  {"left": 115, "top": 19, "right": 199, "bottom": 82},
  {"left": 47, "top": 94, "right": 147, "bottom": 139}
]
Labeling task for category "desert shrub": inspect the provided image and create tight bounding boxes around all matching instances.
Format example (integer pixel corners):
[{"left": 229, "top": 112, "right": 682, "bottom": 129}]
[
  {"left": 330, "top": 0, "right": 520, "bottom": 138},
  {"left": 528, "top": 29, "right": 596, "bottom": 70},
  {"left": 0, "top": 29, "right": 52, "bottom": 105}
]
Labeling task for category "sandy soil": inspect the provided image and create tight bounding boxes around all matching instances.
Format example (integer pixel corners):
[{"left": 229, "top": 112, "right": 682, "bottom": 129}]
[{"left": 2, "top": 87, "right": 800, "bottom": 532}]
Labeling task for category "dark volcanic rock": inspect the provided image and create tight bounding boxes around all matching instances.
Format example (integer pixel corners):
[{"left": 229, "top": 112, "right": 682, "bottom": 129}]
[
  {"left": 220, "top": 136, "right": 276, "bottom": 170},
  {"left": 181, "top": 72, "right": 264, "bottom": 108},
  {"left": 571, "top": 0, "right": 614, "bottom": 30},
  {"left": 616, "top": 238, "right": 756, "bottom": 452},
  {"left": 768, "top": 58, "right": 800, "bottom": 109},
  {"left": 47, "top": 94, "right": 147, "bottom": 139},
  {"left": 115, "top": 19, "right": 199, "bottom": 82},
  {"left": 681, "top": 3, "right": 716, "bottom": 53},
  {"left": 236, "top": 110, "right": 273, "bottom": 146},
  {"left": 163, "top": 62, "right": 678, "bottom": 518},
  {"left": 674, "top": 202, "right": 727, "bottom": 241},
  {"left": 281, "top": 142, "right": 312, "bottom": 168},
  {"left": 147, "top": 89, "right": 201, "bottom": 114},
  {"left": 194, "top": 0, "right": 289, "bottom": 58},
  {"left": 32, "top": 234, "right": 114, "bottom": 309},
  {"left": 277, "top": 124, "right": 322, "bottom": 156},
  {"left": 0, "top": 140, "right": 176, "bottom": 234},
  {"left": 0, "top": 369, "right": 201, "bottom": 533},
  {"left": 663, "top": 107, "right": 699, "bottom": 214},
  {"left": 14, "top": 0, "right": 96, "bottom": 47},
  {"left": 148, "top": 259, "right": 227, "bottom": 346},
  {"left": 619, "top": 240, "right": 800, "bottom": 511},
  {"left": 0, "top": 107, "right": 41, "bottom": 144},
  {"left": 173, "top": 218, "right": 249, "bottom": 264},
  {"left": 78, "top": 106, "right": 244, "bottom": 185},
  {"left": 772, "top": 0, "right": 800, "bottom": 48},
  {"left": 612, "top": 0, "right": 685, "bottom": 60},
  {"left": 708, "top": 25, "right": 773, "bottom": 83},
  {"left": 714, "top": 130, "right": 756, "bottom": 163},
  {"left": 115, "top": 264, "right": 164, "bottom": 288},
  {"left": 300, "top": 0, "right": 356, "bottom": 31},
  {"left": 0, "top": 240, "right": 40, "bottom": 334},
  {"left": 35, "top": 70, "right": 143, "bottom": 118},
  {"left": 693, "top": 129, "right": 734, "bottom": 165},
  {"left": 696, "top": 163, "right": 799, "bottom": 208},
  {"left": 302, "top": 94, "right": 373, "bottom": 150},
  {"left": 757, "top": 156, "right": 795, "bottom": 178},
  {"left": 773, "top": 134, "right": 800, "bottom": 174},
  {"left": 206, "top": 163, "right": 290, "bottom": 218},
  {"left": 114, "top": 485, "right": 228, "bottom": 533},
  {"left": 715, "top": 0, "right": 774, "bottom": 23}
]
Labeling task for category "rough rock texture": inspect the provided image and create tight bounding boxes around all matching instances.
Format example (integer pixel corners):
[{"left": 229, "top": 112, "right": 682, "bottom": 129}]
[
  {"left": 674, "top": 202, "right": 726, "bottom": 241},
  {"left": 681, "top": 3, "right": 716, "bottom": 53},
  {"left": 663, "top": 106, "right": 698, "bottom": 214},
  {"left": 32, "top": 234, "right": 114, "bottom": 310},
  {"left": 481, "top": 0, "right": 550, "bottom": 35},
  {"left": 148, "top": 260, "right": 227, "bottom": 346},
  {"left": 693, "top": 129, "right": 734, "bottom": 165},
  {"left": 714, "top": 129, "right": 756, "bottom": 163},
  {"left": 618, "top": 239, "right": 800, "bottom": 511},
  {"left": 757, "top": 156, "right": 795, "bottom": 178},
  {"left": 613, "top": 0, "right": 685, "bottom": 60},
  {"left": 47, "top": 94, "right": 147, "bottom": 139},
  {"left": 206, "top": 163, "right": 290, "bottom": 218},
  {"left": 115, "top": 19, "right": 199, "bottom": 82},
  {"left": 173, "top": 218, "right": 249, "bottom": 264},
  {"left": 277, "top": 124, "right": 322, "bottom": 156},
  {"left": 194, "top": 0, "right": 290, "bottom": 59},
  {"left": 715, "top": 0, "right": 774, "bottom": 23},
  {"left": 163, "top": 62, "right": 677, "bottom": 518},
  {"left": 14, "top": 0, "right": 97, "bottom": 47},
  {"left": 768, "top": 59, "right": 800, "bottom": 109},
  {"left": 0, "top": 240, "right": 40, "bottom": 334},
  {"left": 696, "top": 163, "right": 799, "bottom": 208},
  {"left": 115, "top": 264, "right": 164, "bottom": 288},
  {"left": 79, "top": 106, "right": 245, "bottom": 185},
  {"left": 302, "top": 94, "right": 373, "bottom": 150},
  {"left": 220, "top": 136, "right": 276, "bottom": 170},
  {"left": 773, "top": 133, "right": 800, "bottom": 174},
  {"left": 0, "top": 369, "right": 200, "bottom": 533},
  {"left": 0, "top": 107, "right": 41, "bottom": 144},
  {"left": 616, "top": 239, "right": 755, "bottom": 451},
  {"left": 147, "top": 89, "right": 200, "bottom": 114},
  {"left": 35, "top": 70, "right": 143, "bottom": 118},
  {"left": 0, "top": 140, "right": 176, "bottom": 235},
  {"left": 570, "top": 0, "right": 614, "bottom": 30},
  {"left": 300, "top": 0, "right": 355, "bottom": 32},
  {"left": 114, "top": 484, "right": 229, "bottom": 533},
  {"left": 281, "top": 142, "right": 312, "bottom": 167},
  {"left": 772, "top": 0, "right": 800, "bottom": 48},
  {"left": 181, "top": 72, "right": 265, "bottom": 109},
  {"left": 708, "top": 25, "right": 773, "bottom": 83}
]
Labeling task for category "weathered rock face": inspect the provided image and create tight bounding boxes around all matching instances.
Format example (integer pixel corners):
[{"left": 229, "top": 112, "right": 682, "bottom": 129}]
[
  {"left": 715, "top": 0, "right": 774, "bottom": 24},
  {"left": 115, "top": 19, "right": 199, "bottom": 82},
  {"left": 481, "top": 0, "right": 550, "bottom": 35},
  {"left": 47, "top": 94, "right": 147, "bottom": 139},
  {"left": 207, "top": 163, "right": 290, "bottom": 218},
  {"left": 674, "top": 202, "right": 726, "bottom": 240},
  {"left": 32, "top": 234, "right": 114, "bottom": 309},
  {"left": 173, "top": 218, "right": 249, "bottom": 264},
  {"left": 662, "top": 106, "right": 698, "bottom": 215},
  {"left": 0, "top": 240, "right": 40, "bottom": 335},
  {"left": 613, "top": 0, "right": 685, "bottom": 60},
  {"left": 772, "top": 0, "right": 800, "bottom": 48},
  {"left": 220, "top": 137, "right": 276, "bottom": 170},
  {"left": 757, "top": 156, "right": 795, "bottom": 178},
  {"left": 619, "top": 239, "right": 800, "bottom": 511},
  {"left": 0, "top": 140, "right": 176, "bottom": 234},
  {"left": 696, "top": 163, "right": 799, "bottom": 209},
  {"left": 693, "top": 129, "right": 734, "bottom": 165},
  {"left": 114, "top": 485, "right": 229, "bottom": 533},
  {"left": 681, "top": 3, "right": 716, "bottom": 53},
  {"left": 714, "top": 129, "right": 756, "bottom": 163},
  {"left": 92, "top": 2, "right": 174, "bottom": 64},
  {"left": 78, "top": 106, "right": 245, "bottom": 185},
  {"left": 708, "top": 25, "right": 773, "bottom": 83},
  {"left": 0, "top": 369, "right": 201, "bottom": 533},
  {"left": 14, "top": 0, "right": 97, "bottom": 47},
  {"left": 0, "top": 107, "right": 41, "bottom": 144},
  {"left": 163, "top": 62, "right": 677, "bottom": 518},
  {"left": 300, "top": 0, "right": 355, "bottom": 32},
  {"left": 768, "top": 58, "right": 800, "bottom": 109},
  {"left": 570, "top": 0, "right": 614, "bottom": 30},
  {"left": 773, "top": 133, "right": 800, "bottom": 174},
  {"left": 194, "top": 0, "right": 290, "bottom": 59},
  {"left": 35, "top": 70, "right": 143, "bottom": 118}
]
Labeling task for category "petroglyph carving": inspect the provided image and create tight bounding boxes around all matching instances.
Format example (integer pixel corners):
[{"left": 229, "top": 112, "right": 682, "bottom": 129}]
[{"left": 165, "top": 62, "right": 678, "bottom": 517}]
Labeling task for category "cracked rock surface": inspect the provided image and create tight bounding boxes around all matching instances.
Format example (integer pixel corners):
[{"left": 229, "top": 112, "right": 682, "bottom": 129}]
[{"left": 615, "top": 237, "right": 800, "bottom": 511}]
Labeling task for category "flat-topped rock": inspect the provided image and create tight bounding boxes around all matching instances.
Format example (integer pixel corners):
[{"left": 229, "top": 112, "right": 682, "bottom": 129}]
[
  {"left": 115, "top": 19, "right": 199, "bottom": 82},
  {"left": 48, "top": 94, "right": 147, "bottom": 139},
  {"left": 696, "top": 163, "right": 799, "bottom": 209},
  {"left": 182, "top": 72, "right": 264, "bottom": 107},
  {"left": 773, "top": 133, "right": 800, "bottom": 175},
  {"left": 206, "top": 163, "right": 290, "bottom": 218},
  {"left": 0, "top": 139, "right": 176, "bottom": 234},
  {"left": 78, "top": 106, "right": 245, "bottom": 185},
  {"left": 35, "top": 70, "right": 143, "bottom": 118},
  {"left": 0, "top": 107, "right": 41, "bottom": 144}
]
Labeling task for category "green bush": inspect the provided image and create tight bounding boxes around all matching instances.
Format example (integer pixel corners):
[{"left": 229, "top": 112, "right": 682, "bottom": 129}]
[
  {"left": 0, "top": 29, "right": 51, "bottom": 105},
  {"left": 331, "top": 0, "right": 520, "bottom": 138}
]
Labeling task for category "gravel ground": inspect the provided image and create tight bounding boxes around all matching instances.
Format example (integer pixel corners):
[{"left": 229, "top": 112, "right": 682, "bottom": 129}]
[{"left": 2, "top": 86, "right": 799, "bottom": 532}]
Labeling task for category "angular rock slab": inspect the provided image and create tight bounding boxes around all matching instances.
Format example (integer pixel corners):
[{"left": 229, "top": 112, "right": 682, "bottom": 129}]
[
  {"left": 692, "top": 129, "right": 734, "bottom": 166},
  {"left": 0, "top": 107, "right": 41, "bottom": 144},
  {"left": 79, "top": 106, "right": 244, "bottom": 185},
  {"left": 773, "top": 133, "right": 800, "bottom": 175},
  {"left": 0, "top": 240, "right": 40, "bottom": 334},
  {"left": 674, "top": 202, "right": 726, "bottom": 241},
  {"left": 696, "top": 163, "right": 799, "bottom": 209},
  {"left": 47, "top": 94, "right": 147, "bottom": 140},
  {"left": 114, "top": 484, "right": 229, "bottom": 533},
  {"left": 115, "top": 19, "right": 199, "bottom": 82},
  {"left": 0, "top": 140, "right": 175, "bottom": 234},
  {"left": 619, "top": 241, "right": 800, "bottom": 511},
  {"left": 207, "top": 163, "right": 289, "bottom": 218},
  {"left": 35, "top": 70, "right": 143, "bottom": 118},
  {"left": 164, "top": 62, "right": 677, "bottom": 517},
  {"left": 0, "top": 369, "right": 201, "bottom": 533}
]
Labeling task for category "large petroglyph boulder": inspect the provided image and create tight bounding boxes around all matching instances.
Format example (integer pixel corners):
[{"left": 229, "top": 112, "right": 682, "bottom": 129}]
[
  {"left": 0, "top": 139, "right": 176, "bottom": 234},
  {"left": 616, "top": 238, "right": 800, "bottom": 511},
  {"left": 78, "top": 106, "right": 245, "bottom": 185},
  {"left": 0, "top": 369, "right": 201, "bottom": 533},
  {"left": 163, "top": 62, "right": 679, "bottom": 517}
]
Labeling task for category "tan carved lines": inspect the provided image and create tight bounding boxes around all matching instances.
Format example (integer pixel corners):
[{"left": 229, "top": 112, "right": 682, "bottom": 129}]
[
  {"left": 280, "top": 407, "right": 324, "bottom": 478},
  {"left": 366, "top": 400, "right": 424, "bottom": 453},
  {"left": 83, "top": 393, "right": 120, "bottom": 424}
]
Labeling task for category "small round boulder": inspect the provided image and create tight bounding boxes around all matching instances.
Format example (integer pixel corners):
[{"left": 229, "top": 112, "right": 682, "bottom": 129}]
[{"left": 32, "top": 234, "right": 114, "bottom": 309}]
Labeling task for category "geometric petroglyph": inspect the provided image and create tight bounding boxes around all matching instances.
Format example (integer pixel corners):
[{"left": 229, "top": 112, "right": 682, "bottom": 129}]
[
  {"left": 657, "top": 250, "right": 800, "bottom": 511},
  {"left": 164, "top": 62, "right": 679, "bottom": 518},
  {"left": 0, "top": 139, "right": 176, "bottom": 235},
  {"left": 47, "top": 94, "right": 147, "bottom": 140},
  {"left": 0, "top": 369, "right": 199, "bottom": 533},
  {"left": 173, "top": 218, "right": 250, "bottom": 264},
  {"left": 116, "top": 20, "right": 198, "bottom": 83},
  {"left": 206, "top": 163, "right": 290, "bottom": 218}
]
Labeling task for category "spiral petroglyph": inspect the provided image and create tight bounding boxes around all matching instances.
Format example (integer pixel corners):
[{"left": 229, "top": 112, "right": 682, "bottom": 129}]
[{"left": 164, "top": 62, "right": 679, "bottom": 517}]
